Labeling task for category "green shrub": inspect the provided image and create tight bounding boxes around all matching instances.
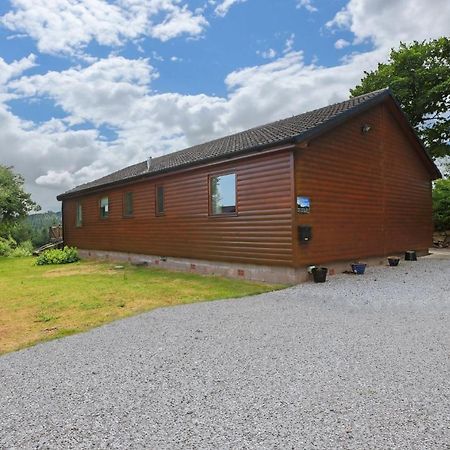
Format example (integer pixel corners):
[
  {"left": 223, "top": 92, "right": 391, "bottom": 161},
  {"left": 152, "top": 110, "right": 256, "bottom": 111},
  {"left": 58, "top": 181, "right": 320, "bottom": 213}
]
[
  {"left": 0, "top": 236, "right": 16, "bottom": 256},
  {"left": 36, "top": 246, "right": 80, "bottom": 265},
  {"left": 10, "top": 240, "right": 34, "bottom": 257},
  {"left": 433, "top": 178, "right": 450, "bottom": 231},
  {"left": 0, "top": 237, "right": 34, "bottom": 257}
]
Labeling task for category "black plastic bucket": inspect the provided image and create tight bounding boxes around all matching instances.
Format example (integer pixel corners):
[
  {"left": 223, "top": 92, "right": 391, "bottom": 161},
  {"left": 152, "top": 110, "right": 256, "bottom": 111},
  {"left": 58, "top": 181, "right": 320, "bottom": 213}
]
[
  {"left": 388, "top": 257, "right": 400, "bottom": 266},
  {"left": 312, "top": 267, "right": 328, "bottom": 283},
  {"left": 405, "top": 250, "right": 417, "bottom": 261}
]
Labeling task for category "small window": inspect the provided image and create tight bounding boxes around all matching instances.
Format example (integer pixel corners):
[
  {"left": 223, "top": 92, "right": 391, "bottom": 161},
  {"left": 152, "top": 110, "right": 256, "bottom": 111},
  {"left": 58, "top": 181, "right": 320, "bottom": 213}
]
[
  {"left": 297, "top": 196, "right": 311, "bottom": 214},
  {"left": 123, "top": 192, "right": 133, "bottom": 217},
  {"left": 156, "top": 185, "right": 165, "bottom": 215},
  {"left": 210, "top": 173, "right": 236, "bottom": 215},
  {"left": 100, "top": 196, "right": 109, "bottom": 219},
  {"left": 76, "top": 202, "right": 83, "bottom": 227}
]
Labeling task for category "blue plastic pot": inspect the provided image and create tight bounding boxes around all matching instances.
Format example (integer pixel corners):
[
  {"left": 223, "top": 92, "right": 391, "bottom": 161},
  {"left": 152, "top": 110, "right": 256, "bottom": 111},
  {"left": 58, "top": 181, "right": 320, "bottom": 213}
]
[{"left": 351, "top": 263, "right": 367, "bottom": 275}]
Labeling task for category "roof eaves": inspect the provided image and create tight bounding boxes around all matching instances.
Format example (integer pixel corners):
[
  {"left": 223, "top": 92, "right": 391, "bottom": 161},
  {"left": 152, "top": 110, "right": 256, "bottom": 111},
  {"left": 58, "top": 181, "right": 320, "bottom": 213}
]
[
  {"left": 56, "top": 139, "right": 298, "bottom": 200},
  {"left": 293, "top": 88, "right": 441, "bottom": 180},
  {"left": 384, "top": 93, "right": 441, "bottom": 179},
  {"left": 293, "top": 88, "right": 391, "bottom": 145},
  {"left": 59, "top": 88, "right": 423, "bottom": 201}
]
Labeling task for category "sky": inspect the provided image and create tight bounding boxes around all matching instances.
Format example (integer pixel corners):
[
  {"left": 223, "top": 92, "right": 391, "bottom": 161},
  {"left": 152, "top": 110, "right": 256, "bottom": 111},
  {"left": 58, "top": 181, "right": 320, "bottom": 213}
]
[{"left": 0, "top": 0, "right": 449, "bottom": 211}]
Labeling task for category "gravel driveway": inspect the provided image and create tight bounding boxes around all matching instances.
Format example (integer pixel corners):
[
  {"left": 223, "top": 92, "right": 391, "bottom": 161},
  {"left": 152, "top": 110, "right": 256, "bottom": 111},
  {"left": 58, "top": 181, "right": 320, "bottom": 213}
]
[{"left": 1, "top": 252, "right": 449, "bottom": 449}]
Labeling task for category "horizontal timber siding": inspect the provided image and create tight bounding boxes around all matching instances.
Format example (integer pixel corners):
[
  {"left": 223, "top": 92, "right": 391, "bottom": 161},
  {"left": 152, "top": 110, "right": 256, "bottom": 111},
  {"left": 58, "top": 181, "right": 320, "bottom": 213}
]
[
  {"left": 63, "top": 151, "right": 295, "bottom": 267},
  {"left": 294, "top": 102, "right": 433, "bottom": 266}
]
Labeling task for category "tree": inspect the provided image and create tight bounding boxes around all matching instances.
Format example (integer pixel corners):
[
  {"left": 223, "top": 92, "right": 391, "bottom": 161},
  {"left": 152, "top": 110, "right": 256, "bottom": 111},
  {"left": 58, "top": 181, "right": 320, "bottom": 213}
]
[
  {"left": 432, "top": 178, "right": 450, "bottom": 231},
  {"left": 351, "top": 38, "right": 450, "bottom": 159},
  {"left": 10, "top": 220, "right": 33, "bottom": 244},
  {"left": 0, "top": 165, "right": 40, "bottom": 236}
]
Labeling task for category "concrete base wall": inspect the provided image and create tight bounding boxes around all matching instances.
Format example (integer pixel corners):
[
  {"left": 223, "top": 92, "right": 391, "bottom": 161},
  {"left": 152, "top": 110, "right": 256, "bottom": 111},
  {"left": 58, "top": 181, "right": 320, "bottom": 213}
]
[
  {"left": 78, "top": 249, "right": 303, "bottom": 284},
  {"left": 78, "top": 248, "right": 430, "bottom": 284}
]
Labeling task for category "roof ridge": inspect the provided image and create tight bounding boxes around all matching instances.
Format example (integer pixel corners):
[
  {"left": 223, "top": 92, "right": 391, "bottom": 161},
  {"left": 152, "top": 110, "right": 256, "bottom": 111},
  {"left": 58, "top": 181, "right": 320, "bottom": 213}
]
[
  {"left": 134, "top": 88, "right": 391, "bottom": 167},
  {"left": 245, "top": 87, "right": 390, "bottom": 131},
  {"left": 58, "top": 88, "right": 396, "bottom": 198}
]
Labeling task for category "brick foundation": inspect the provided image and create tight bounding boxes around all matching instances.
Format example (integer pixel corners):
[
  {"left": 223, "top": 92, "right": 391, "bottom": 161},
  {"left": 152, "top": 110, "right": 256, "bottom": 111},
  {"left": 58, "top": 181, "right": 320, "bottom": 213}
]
[{"left": 78, "top": 249, "right": 429, "bottom": 284}]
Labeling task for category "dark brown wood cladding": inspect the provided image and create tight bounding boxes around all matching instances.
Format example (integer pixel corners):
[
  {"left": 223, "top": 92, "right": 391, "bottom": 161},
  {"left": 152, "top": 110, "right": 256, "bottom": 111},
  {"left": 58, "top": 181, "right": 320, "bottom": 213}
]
[
  {"left": 294, "top": 100, "right": 433, "bottom": 266},
  {"left": 63, "top": 150, "right": 295, "bottom": 266},
  {"left": 63, "top": 98, "right": 435, "bottom": 270}
]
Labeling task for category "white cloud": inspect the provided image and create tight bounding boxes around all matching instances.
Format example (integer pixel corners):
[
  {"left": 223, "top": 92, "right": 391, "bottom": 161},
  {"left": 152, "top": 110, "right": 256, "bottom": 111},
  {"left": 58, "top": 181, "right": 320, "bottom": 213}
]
[
  {"left": 284, "top": 33, "right": 295, "bottom": 54},
  {"left": 1, "top": 0, "right": 208, "bottom": 55},
  {"left": 0, "top": 54, "right": 36, "bottom": 86},
  {"left": 257, "top": 48, "right": 277, "bottom": 59},
  {"left": 10, "top": 56, "right": 157, "bottom": 127},
  {"left": 35, "top": 170, "right": 75, "bottom": 188},
  {"left": 334, "top": 38, "right": 350, "bottom": 49},
  {"left": 326, "top": 9, "right": 351, "bottom": 31},
  {"left": 150, "top": 5, "right": 208, "bottom": 42},
  {"left": 0, "top": 102, "right": 111, "bottom": 209},
  {"left": 222, "top": 50, "right": 384, "bottom": 132},
  {"left": 214, "top": 0, "right": 247, "bottom": 17},
  {"left": 152, "top": 51, "right": 165, "bottom": 62},
  {"left": 327, "top": 0, "right": 450, "bottom": 48},
  {"left": 297, "top": 0, "right": 317, "bottom": 13}
]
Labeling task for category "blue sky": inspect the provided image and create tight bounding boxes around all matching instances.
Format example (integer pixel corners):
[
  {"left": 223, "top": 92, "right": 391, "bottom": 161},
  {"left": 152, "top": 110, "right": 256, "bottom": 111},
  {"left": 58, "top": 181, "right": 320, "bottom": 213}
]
[
  {"left": 0, "top": 0, "right": 364, "bottom": 110},
  {"left": 0, "top": 0, "right": 448, "bottom": 210}
]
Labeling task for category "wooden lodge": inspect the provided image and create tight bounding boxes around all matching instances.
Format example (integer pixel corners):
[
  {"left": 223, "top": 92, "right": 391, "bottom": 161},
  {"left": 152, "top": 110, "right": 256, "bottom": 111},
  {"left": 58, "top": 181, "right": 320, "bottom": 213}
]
[{"left": 57, "top": 89, "right": 441, "bottom": 283}]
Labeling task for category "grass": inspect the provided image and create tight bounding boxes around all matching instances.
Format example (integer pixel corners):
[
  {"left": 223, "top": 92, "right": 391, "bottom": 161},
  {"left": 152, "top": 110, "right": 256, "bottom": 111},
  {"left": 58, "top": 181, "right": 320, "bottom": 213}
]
[{"left": 0, "top": 257, "right": 283, "bottom": 355}]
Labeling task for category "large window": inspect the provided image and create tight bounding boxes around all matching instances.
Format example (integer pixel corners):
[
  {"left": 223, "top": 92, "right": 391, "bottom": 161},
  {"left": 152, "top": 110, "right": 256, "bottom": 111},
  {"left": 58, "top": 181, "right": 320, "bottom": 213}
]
[
  {"left": 156, "top": 185, "right": 164, "bottom": 215},
  {"left": 76, "top": 202, "right": 82, "bottom": 227},
  {"left": 123, "top": 192, "right": 133, "bottom": 217},
  {"left": 210, "top": 173, "right": 236, "bottom": 215},
  {"left": 100, "top": 196, "right": 109, "bottom": 219}
]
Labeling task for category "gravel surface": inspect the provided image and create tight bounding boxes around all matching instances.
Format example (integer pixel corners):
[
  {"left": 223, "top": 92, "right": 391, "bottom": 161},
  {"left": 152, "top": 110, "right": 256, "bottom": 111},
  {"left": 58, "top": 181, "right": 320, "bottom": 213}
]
[{"left": 1, "top": 253, "right": 449, "bottom": 449}]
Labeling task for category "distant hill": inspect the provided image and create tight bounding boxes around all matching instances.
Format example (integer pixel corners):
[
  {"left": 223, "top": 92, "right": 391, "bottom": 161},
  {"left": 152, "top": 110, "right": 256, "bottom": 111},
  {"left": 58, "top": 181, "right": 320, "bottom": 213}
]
[
  {"left": 8, "top": 211, "right": 63, "bottom": 248},
  {"left": 27, "top": 211, "right": 62, "bottom": 231},
  {"left": 26, "top": 211, "right": 62, "bottom": 246}
]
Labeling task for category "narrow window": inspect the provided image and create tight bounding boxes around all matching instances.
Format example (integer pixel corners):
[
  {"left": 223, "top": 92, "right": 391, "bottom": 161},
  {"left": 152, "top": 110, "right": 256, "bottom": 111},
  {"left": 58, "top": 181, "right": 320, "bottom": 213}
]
[
  {"left": 100, "top": 196, "right": 109, "bottom": 219},
  {"left": 156, "top": 185, "right": 164, "bottom": 215},
  {"left": 75, "top": 202, "right": 83, "bottom": 227},
  {"left": 296, "top": 196, "right": 311, "bottom": 214},
  {"left": 123, "top": 192, "right": 133, "bottom": 217},
  {"left": 210, "top": 173, "right": 236, "bottom": 215}
]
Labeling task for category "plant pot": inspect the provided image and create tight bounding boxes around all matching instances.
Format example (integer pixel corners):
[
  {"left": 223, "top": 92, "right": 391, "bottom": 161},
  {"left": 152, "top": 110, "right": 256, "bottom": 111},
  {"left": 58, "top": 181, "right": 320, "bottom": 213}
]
[
  {"left": 311, "top": 267, "right": 328, "bottom": 283},
  {"left": 405, "top": 250, "right": 417, "bottom": 261},
  {"left": 387, "top": 256, "right": 400, "bottom": 267},
  {"left": 351, "top": 263, "right": 367, "bottom": 275}
]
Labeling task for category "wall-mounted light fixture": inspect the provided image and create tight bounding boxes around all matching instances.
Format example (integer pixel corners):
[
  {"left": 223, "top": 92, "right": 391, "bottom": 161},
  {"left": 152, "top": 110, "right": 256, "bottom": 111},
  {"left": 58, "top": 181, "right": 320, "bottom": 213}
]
[{"left": 361, "top": 124, "right": 372, "bottom": 134}]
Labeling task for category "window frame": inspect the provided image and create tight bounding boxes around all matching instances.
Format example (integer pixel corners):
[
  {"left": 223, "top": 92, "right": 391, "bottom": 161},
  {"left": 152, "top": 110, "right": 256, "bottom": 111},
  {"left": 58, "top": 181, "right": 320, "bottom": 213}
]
[
  {"left": 208, "top": 171, "right": 238, "bottom": 217},
  {"left": 122, "top": 191, "right": 134, "bottom": 218},
  {"left": 75, "top": 202, "right": 83, "bottom": 227},
  {"left": 155, "top": 185, "right": 165, "bottom": 216},
  {"left": 99, "top": 196, "right": 110, "bottom": 219}
]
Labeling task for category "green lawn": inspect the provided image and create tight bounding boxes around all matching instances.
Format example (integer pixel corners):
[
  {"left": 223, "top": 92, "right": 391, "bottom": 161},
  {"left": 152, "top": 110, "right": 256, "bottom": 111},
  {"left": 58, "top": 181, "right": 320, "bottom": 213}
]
[{"left": 0, "top": 257, "right": 283, "bottom": 354}]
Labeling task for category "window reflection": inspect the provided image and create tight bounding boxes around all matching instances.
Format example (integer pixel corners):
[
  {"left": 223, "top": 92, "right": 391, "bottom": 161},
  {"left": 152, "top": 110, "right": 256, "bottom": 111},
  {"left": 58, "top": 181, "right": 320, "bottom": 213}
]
[{"left": 210, "top": 173, "right": 236, "bottom": 215}]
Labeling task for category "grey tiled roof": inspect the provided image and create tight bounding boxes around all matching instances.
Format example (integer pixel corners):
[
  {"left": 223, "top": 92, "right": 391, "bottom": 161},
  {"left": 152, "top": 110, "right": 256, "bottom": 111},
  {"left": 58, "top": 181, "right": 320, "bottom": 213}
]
[{"left": 58, "top": 89, "right": 391, "bottom": 198}]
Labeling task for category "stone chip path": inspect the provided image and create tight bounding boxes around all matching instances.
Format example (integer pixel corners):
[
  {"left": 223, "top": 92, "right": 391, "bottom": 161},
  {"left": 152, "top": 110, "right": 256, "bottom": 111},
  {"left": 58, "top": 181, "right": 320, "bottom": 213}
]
[{"left": 1, "top": 252, "right": 449, "bottom": 449}]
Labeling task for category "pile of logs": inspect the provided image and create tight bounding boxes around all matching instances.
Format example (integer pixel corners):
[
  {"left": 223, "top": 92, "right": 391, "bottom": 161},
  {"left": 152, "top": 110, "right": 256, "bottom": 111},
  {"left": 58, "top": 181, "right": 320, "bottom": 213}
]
[{"left": 433, "top": 231, "right": 450, "bottom": 248}]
